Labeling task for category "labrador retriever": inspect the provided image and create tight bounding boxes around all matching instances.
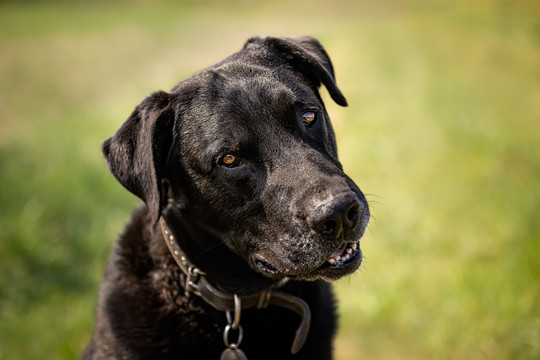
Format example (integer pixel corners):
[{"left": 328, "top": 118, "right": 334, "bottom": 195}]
[{"left": 83, "top": 35, "right": 369, "bottom": 360}]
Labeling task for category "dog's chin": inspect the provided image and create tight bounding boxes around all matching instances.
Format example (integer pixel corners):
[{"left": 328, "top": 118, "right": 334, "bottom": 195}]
[{"left": 251, "top": 241, "right": 363, "bottom": 281}]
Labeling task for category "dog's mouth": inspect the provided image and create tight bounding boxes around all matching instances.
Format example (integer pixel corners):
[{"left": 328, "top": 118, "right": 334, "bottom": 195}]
[
  {"left": 254, "top": 258, "right": 281, "bottom": 275},
  {"left": 253, "top": 241, "right": 362, "bottom": 279},
  {"left": 324, "top": 241, "right": 361, "bottom": 269}
]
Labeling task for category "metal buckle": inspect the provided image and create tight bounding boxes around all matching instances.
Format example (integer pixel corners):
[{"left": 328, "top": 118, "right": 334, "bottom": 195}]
[{"left": 185, "top": 266, "right": 205, "bottom": 297}]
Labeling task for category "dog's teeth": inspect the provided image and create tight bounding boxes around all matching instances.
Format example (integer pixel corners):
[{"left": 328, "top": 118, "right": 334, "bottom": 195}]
[
  {"left": 346, "top": 247, "right": 353, "bottom": 254},
  {"left": 352, "top": 242, "right": 358, "bottom": 250},
  {"left": 328, "top": 258, "right": 337, "bottom": 265}
]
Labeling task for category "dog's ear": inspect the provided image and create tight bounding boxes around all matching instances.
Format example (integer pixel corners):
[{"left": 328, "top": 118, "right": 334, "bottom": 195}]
[
  {"left": 248, "top": 36, "right": 348, "bottom": 106},
  {"left": 102, "top": 91, "right": 174, "bottom": 223}
]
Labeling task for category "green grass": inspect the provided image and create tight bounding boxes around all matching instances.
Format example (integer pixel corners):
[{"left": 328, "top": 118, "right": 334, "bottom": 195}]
[{"left": 1, "top": 1, "right": 538, "bottom": 359}]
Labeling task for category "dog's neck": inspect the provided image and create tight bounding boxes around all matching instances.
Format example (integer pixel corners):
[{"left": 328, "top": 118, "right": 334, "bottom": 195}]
[
  {"left": 159, "top": 205, "right": 311, "bottom": 354},
  {"left": 159, "top": 216, "right": 288, "bottom": 309},
  {"left": 160, "top": 204, "right": 278, "bottom": 294}
]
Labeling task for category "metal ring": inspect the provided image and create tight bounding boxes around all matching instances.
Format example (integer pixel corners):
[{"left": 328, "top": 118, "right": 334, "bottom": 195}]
[
  {"left": 223, "top": 324, "right": 243, "bottom": 347},
  {"left": 225, "top": 294, "right": 242, "bottom": 329}
]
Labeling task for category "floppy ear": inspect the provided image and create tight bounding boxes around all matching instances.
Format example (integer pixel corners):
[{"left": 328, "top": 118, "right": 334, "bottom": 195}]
[
  {"left": 102, "top": 91, "right": 174, "bottom": 223},
  {"left": 249, "top": 36, "right": 348, "bottom": 106}
]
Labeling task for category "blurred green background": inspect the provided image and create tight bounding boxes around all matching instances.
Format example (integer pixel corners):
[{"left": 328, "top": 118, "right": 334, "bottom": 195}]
[{"left": 0, "top": 0, "right": 538, "bottom": 359}]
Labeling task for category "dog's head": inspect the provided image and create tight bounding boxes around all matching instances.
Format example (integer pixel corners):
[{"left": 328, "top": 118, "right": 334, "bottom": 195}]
[{"left": 103, "top": 36, "right": 369, "bottom": 282}]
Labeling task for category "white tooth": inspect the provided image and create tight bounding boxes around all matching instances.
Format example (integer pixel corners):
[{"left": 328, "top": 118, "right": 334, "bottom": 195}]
[
  {"left": 352, "top": 242, "right": 358, "bottom": 250},
  {"left": 342, "top": 254, "right": 350, "bottom": 261},
  {"left": 335, "top": 256, "right": 341, "bottom": 261},
  {"left": 346, "top": 248, "right": 353, "bottom": 254},
  {"left": 328, "top": 258, "right": 336, "bottom": 265}
]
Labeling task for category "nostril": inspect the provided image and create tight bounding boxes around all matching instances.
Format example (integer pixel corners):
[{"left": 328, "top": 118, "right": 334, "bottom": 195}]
[
  {"left": 346, "top": 203, "right": 361, "bottom": 227},
  {"left": 322, "top": 220, "right": 338, "bottom": 235}
]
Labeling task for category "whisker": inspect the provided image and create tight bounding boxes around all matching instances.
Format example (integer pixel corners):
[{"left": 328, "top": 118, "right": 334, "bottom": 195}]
[
  {"left": 364, "top": 193, "right": 386, "bottom": 201},
  {"left": 197, "top": 241, "right": 228, "bottom": 257}
]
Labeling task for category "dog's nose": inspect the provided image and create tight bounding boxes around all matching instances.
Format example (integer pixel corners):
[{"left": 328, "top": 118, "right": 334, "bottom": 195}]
[{"left": 308, "top": 194, "right": 363, "bottom": 239}]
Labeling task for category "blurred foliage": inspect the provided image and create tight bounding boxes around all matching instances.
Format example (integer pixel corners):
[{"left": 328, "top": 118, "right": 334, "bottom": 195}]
[{"left": 0, "top": 1, "right": 538, "bottom": 359}]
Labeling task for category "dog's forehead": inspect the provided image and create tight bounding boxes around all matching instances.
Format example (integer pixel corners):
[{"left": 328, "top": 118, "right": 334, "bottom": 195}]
[
  {"left": 179, "top": 63, "right": 319, "bottom": 138},
  {"left": 204, "top": 62, "right": 315, "bottom": 109}
]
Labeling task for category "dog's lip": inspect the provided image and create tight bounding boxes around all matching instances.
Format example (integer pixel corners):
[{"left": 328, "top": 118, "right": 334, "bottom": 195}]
[{"left": 253, "top": 256, "right": 281, "bottom": 276}]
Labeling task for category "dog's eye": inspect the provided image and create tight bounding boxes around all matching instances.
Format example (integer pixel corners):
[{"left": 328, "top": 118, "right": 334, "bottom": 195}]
[
  {"left": 220, "top": 154, "right": 241, "bottom": 168},
  {"left": 302, "top": 111, "right": 317, "bottom": 127}
]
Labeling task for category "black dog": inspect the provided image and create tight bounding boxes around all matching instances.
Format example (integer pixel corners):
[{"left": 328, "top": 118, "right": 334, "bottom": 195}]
[{"left": 83, "top": 36, "right": 369, "bottom": 360}]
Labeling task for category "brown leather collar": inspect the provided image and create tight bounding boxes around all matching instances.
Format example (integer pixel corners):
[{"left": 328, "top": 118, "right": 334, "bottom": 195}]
[{"left": 159, "top": 217, "right": 311, "bottom": 354}]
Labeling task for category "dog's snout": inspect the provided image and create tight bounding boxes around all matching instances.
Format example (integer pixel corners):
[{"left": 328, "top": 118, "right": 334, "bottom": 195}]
[{"left": 308, "top": 194, "right": 363, "bottom": 239}]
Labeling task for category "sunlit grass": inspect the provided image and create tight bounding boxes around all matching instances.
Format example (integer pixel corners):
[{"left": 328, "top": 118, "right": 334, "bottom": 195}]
[{"left": 1, "top": 1, "right": 538, "bottom": 359}]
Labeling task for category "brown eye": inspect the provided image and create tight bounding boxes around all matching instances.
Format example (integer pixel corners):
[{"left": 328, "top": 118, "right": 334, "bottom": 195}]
[
  {"left": 302, "top": 111, "right": 317, "bottom": 127},
  {"left": 220, "top": 154, "right": 241, "bottom": 167}
]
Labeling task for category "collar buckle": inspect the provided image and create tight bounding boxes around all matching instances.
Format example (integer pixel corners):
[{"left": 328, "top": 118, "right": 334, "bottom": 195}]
[{"left": 185, "top": 266, "right": 206, "bottom": 297}]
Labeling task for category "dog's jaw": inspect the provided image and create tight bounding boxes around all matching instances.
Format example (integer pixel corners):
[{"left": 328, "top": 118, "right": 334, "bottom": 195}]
[{"left": 249, "top": 240, "right": 363, "bottom": 282}]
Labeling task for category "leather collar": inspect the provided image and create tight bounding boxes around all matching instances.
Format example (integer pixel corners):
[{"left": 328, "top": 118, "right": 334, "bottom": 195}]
[{"left": 159, "top": 217, "right": 311, "bottom": 354}]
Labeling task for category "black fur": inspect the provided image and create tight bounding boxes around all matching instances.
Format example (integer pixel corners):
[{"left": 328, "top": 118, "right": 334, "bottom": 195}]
[{"left": 83, "top": 36, "right": 369, "bottom": 360}]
